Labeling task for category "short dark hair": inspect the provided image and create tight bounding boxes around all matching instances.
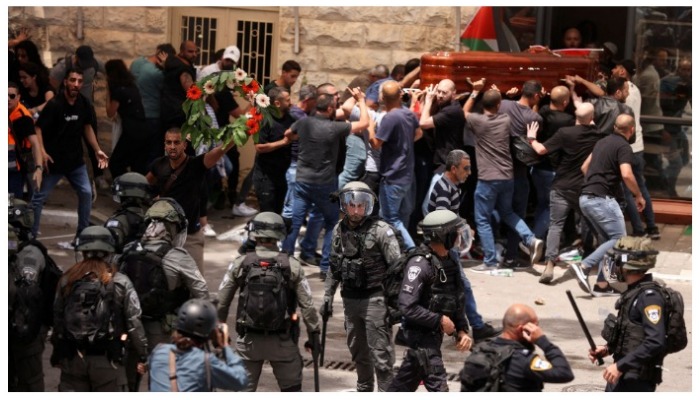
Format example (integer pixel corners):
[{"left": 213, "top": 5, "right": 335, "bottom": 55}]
[
  {"left": 316, "top": 93, "right": 335, "bottom": 111},
  {"left": 282, "top": 60, "right": 301, "bottom": 73},
  {"left": 298, "top": 84, "right": 317, "bottom": 102},
  {"left": 405, "top": 58, "right": 421, "bottom": 74},
  {"left": 157, "top": 43, "right": 176, "bottom": 56},
  {"left": 268, "top": 86, "right": 289, "bottom": 103},
  {"left": 521, "top": 80, "right": 542, "bottom": 98},
  {"left": 9, "top": 81, "right": 20, "bottom": 91},
  {"left": 64, "top": 66, "right": 84, "bottom": 80},
  {"left": 482, "top": 89, "right": 502, "bottom": 109},
  {"left": 606, "top": 77, "right": 627, "bottom": 96}
]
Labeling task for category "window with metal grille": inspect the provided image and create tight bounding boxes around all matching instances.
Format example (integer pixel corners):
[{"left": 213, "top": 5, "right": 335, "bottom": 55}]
[
  {"left": 236, "top": 20, "right": 274, "bottom": 88},
  {"left": 180, "top": 15, "right": 219, "bottom": 66}
]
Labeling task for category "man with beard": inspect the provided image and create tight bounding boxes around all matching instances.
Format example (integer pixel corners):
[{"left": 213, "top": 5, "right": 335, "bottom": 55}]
[
  {"left": 146, "top": 126, "right": 236, "bottom": 273},
  {"left": 197, "top": 45, "right": 240, "bottom": 80},
  {"left": 30, "top": 68, "right": 109, "bottom": 240},
  {"left": 160, "top": 40, "right": 198, "bottom": 133}
]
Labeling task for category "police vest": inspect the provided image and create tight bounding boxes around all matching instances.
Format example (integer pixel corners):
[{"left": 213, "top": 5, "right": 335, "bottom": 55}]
[
  {"left": 331, "top": 218, "right": 387, "bottom": 295},
  {"left": 427, "top": 255, "right": 465, "bottom": 316},
  {"left": 105, "top": 206, "right": 146, "bottom": 253},
  {"left": 235, "top": 251, "right": 295, "bottom": 333}
]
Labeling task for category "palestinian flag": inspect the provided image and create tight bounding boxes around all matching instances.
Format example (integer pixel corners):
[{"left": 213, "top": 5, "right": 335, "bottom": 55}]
[{"left": 461, "top": 7, "right": 498, "bottom": 51}]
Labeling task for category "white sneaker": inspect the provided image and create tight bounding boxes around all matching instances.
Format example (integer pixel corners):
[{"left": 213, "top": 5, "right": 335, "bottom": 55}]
[
  {"left": 202, "top": 224, "right": 217, "bottom": 237},
  {"left": 232, "top": 203, "right": 259, "bottom": 217}
]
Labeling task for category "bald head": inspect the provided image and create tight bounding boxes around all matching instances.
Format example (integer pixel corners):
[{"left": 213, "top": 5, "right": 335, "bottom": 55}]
[
  {"left": 550, "top": 86, "right": 570, "bottom": 108},
  {"left": 502, "top": 303, "right": 538, "bottom": 332},
  {"left": 436, "top": 79, "right": 456, "bottom": 105},
  {"left": 614, "top": 114, "right": 635, "bottom": 136},
  {"left": 574, "top": 102, "right": 594, "bottom": 125},
  {"left": 381, "top": 80, "right": 402, "bottom": 105}
]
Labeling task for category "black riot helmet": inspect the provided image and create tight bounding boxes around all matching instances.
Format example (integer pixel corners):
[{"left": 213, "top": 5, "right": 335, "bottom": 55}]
[{"left": 175, "top": 299, "right": 218, "bottom": 341}]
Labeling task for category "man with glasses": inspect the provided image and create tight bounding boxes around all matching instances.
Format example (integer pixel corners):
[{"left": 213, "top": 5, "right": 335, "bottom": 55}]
[{"left": 30, "top": 68, "right": 109, "bottom": 241}]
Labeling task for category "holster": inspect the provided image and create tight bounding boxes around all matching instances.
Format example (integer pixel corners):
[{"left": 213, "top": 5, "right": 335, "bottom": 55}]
[{"left": 601, "top": 313, "right": 620, "bottom": 353}]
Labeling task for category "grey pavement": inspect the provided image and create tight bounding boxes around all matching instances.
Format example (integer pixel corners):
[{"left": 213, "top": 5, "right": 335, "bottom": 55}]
[{"left": 31, "top": 182, "right": 693, "bottom": 392}]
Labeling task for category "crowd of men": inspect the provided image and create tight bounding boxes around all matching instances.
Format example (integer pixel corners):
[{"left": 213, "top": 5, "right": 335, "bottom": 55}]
[{"left": 8, "top": 34, "right": 689, "bottom": 392}]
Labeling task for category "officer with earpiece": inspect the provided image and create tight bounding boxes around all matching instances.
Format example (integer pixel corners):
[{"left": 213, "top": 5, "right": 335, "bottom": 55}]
[
  {"left": 104, "top": 172, "right": 153, "bottom": 253},
  {"left": 118, "top": 197, "right": 209, "bottom": 391},
  {"left": 388, "top": 209, "right": 473, "bottom": 392},
  {"left": 324, "top": 181, "right": 402, "bottom": 391}
]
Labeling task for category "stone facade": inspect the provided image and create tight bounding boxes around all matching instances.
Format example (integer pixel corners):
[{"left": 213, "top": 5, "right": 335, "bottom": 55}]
[{"left": 9, "top": 6, "right": 478, "bottom": 178}]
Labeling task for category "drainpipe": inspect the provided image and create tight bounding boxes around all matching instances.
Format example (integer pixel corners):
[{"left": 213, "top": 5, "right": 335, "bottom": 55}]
[
  {"left": 455, "top": 7, "right": 461, "bottom": 52},
  {"left": 294, "top": 7, "right": 300, "bottom": 54}
]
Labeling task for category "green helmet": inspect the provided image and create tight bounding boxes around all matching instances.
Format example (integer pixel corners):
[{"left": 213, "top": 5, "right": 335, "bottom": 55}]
[
  {"left": 112, "top": 172, "right": 151, "bottom": 203},
  {"left": 145, "top": 198, "right": 188, "bottom": 232},
  {"left": 249, "top": 212, "right": 286, "bottom": 241},
  {"left": 610, "top": 236, "right": 658, "bottom": 271},
  {"left": 75, "top": 226, "right": 116, "bottom": 253},
  {"left": 8, "top": 198, "right": 34, "bottom": 232},
  {"left": 339, "top": 181, "right": 376, "bottom": 217},
  {"left": 420, "top": 209, "right": 471, "bottom": 252}
]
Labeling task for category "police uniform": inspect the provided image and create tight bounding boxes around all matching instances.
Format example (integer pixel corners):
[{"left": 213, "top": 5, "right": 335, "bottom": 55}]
[
  {"left": 604, "top": 274, "right": 667, "bottom": 392},
  {"left": 105, "top": 205, "right": 146, "bottom": 254},
  {"left": 388, "top": 245, "right": 469, "bottom": 392},
  {"left": 492, "top": 336, "right": 574, "bottom": 391},
  {"left": 217, "top": 246, "right": 321, "bottom": 392},
  {"left": 326, "top": 217, "right": 402, "bottom": 391},
  {"left": 52, "top": 271, "right": 149, "bottom": 392},
  {"left": 9, "top": 242, "right": 47, "bottom": 392},
  {"left": 120, "top": 240, "right": 209, "bottom": 390}
]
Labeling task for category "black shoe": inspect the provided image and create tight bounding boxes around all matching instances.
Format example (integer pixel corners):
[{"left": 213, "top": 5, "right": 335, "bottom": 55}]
[
  {"left": 646, "top": 227, "right": 661, "bottom": 240},
  {"left": 300, "top": 253, "right": 321, "bottom": 266},
  {"left": 502, "top": 258, "right": 529, "bottom": 269},
  {"left": 319, "top": 271, "right": 327, "bottom": 281},
  {"left": 472, "top": 323, "right": 502, "bottom": 342},
  {"left": 591, "top": 284, "right": 621, "bottom": 297}
]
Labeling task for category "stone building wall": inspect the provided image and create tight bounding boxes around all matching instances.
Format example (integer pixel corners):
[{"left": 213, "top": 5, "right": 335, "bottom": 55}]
[{"left": 9, "top": 6, "right": 478, "bottom": 179}]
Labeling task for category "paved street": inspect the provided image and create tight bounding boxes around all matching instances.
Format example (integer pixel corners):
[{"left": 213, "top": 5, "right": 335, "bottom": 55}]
[{"left": 32, "top": 183, "right": 692, "bottom": 392}]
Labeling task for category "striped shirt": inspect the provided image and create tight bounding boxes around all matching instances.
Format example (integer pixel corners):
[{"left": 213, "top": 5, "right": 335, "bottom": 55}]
[{"left": 428, "top": 175, "right": 460, "bottom": 213}]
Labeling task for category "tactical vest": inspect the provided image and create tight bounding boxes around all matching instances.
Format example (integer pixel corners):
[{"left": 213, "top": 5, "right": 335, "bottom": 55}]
[
  {"left": 121, "top": 242, "right": 189, "bottom": 319},
  {"left": 105, "top": 206, "right": 146, "bottom": 253},
  {"left": 331, "top": 218, "right": 387, "bottom": 295},
  {"left": 607, "top": 282, "right": 665, "bottom": 383},
  {"left": 235, "top": 251, "right": 295, "bottom": 334},
  {"left": 427, "top": 256, "right": 465, "bottom": 316}
]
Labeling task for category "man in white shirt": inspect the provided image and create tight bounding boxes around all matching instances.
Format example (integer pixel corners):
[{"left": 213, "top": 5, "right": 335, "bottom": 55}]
[{"left": 197, "top": 45, "right": 240, "bottom": 81}]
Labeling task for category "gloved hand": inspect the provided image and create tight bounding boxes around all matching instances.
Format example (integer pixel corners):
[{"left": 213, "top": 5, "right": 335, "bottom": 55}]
[
  {"left": 320, "top": 297, "right": 333, "bottom": 319},
  {"left": 304, "top": 331, "right": 321, "bottom": 357}
]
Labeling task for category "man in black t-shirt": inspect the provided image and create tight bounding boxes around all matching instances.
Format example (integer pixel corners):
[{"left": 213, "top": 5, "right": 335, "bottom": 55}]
[
  {"left": 572, "top": 114, "right": 643, "bottom": 296},
  {"left": 30, "top": 68, "right": 109, "bottom": 239},
  {"left": 253, "top": 87, "right": 295, "bottom": 213},
  {"left": 147, "top": 126, "right": 236, "bottom": 273},
  {"left": 529, "top": 103, "right": 604, "bottom": 284},
  {"left": 160, "top": 41, "right": 197, "bottom": 133}
]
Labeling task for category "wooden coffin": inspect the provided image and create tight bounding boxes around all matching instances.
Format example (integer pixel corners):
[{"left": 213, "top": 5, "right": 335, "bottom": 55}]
[{"left": 420, "top": 50, "right": 599, "bottom": 94}]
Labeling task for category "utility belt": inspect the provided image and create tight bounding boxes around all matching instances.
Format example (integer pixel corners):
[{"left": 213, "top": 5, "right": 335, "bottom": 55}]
[
  {"left": 340, "top": 287, "right": 382, "bottom": 299},
  {"left": 236, "top": 320, "right": 300, "bottom": 344}
]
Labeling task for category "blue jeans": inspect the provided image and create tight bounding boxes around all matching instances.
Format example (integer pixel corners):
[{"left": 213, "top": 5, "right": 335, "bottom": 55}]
[
  {"left": 624, "top": 152, "right": 656, "bottom": 234},
  {"left": 282, "top": 162, "right": 297, "bottom": 219},
  {"left": 282, "top": 181, "right": 339, "bottom": 273},
  {"left": 379, "top": 180, "right": 416, "bottom": 249},
  {"left": 531, "top": 168, "right": 555, "bottom": 239},
  {"left": 475, "top": 179, "right": 535, "bottom": 266},
  {"left": 579, "top": 195, "right": 627, "bottom": 281},
  {"left": 31, "top": 164, "right": 92, "bottom": 238},
  {"left": 282, "top": 162, "right": 324, "bottom": 258},
  {"left": 505, "top": 175, "right": 530, "bottom": 260},
  {"left": 458, "top": 261, "right": 485, "bottom": 329},
  {"left": 337, "top": 134, "right": 366, "bottom": 190}
]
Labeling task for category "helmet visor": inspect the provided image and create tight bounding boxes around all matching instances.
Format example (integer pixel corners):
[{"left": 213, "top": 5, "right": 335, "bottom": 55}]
[
  {"left": 339, "top": 191, "right": 374, "bottom": 217},
  {"left": 453, "top": 220, "right": 473, "bottom": 253}
]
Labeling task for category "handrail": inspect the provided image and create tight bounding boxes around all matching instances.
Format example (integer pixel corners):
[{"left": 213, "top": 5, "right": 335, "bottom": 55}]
[{"left": 640, "top": 115, "right": 692, "bottom": 126}]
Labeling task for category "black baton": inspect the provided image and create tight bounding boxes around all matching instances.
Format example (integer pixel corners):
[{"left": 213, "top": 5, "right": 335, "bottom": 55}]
[{"left": 566, "top": 290, "right": 604, "bottom": 366}]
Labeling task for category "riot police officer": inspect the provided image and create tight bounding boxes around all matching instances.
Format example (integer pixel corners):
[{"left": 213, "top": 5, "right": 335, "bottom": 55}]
[
  {"left": 589, "top": 236, "right": 671, "bottom": 392},
  {"left": 8, "top": 197, "right": 60, "bottom": 391},
  {"left": 147, "top": 299, "right": 249, "bottom": 391},
  {"left": 324, "top": 181, "right": 401, "bottom": 391},
  {"left": 51, "top": 226, "right": 149, "bottom": 391},
  {"left": 118, "top": 197, "right": 209, "bottom": 390},
  {"left": 216, "top": 212, "right": 321, "bottom": 392},
  {"left": 388, "top": 209, "right": 473, "bottom": 392},
  {"left": 104, "top": 172, "right": 153, "bottom": 253}
]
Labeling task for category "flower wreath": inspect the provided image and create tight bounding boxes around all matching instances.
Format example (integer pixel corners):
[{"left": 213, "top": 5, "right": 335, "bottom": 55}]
[{"left": 181, "top": 68, "right": 280, "bottom": 148}]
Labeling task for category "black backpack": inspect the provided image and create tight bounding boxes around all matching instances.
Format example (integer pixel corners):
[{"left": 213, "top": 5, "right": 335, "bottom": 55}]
[
  {"left": 235, "top": 252, "right": 293, "bottom": 332},
  {"left": 460, "top": 339, "right": 515, "bottom": 392},
  {"left": 9, "top": 240, "right": 63, "bottom": 343},
  {"left": 63, "top": 273, "right": 116, "bottom": 345},
  {"left": 510, "top": 135, "right": 541, "bottom": 166},
  {"left": 121, "top": 242, "right": 186, "bottom": 319},
  {"left": 633, "top": 281, "right": 688, "bottom": 355},
  {"left": 382, "top": 246, "right": 437, "bottom": 325}
]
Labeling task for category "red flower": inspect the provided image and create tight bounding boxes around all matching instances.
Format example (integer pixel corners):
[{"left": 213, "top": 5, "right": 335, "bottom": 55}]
[
  {"left": 186, "top": 85, "right": 202, "bottom": 100},
  {"left": 243, "top": 80, "right": 260, "bottom": 94}
]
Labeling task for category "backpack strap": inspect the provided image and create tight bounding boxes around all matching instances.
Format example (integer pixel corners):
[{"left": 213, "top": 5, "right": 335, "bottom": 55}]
[{"left": 204, "top": 351, "right": 212, "bottom": 391}]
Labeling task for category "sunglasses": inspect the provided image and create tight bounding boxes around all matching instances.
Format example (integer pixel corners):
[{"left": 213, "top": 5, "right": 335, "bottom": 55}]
[{"left": 9, "top": 93, "right": 18, "bottom": 100}]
